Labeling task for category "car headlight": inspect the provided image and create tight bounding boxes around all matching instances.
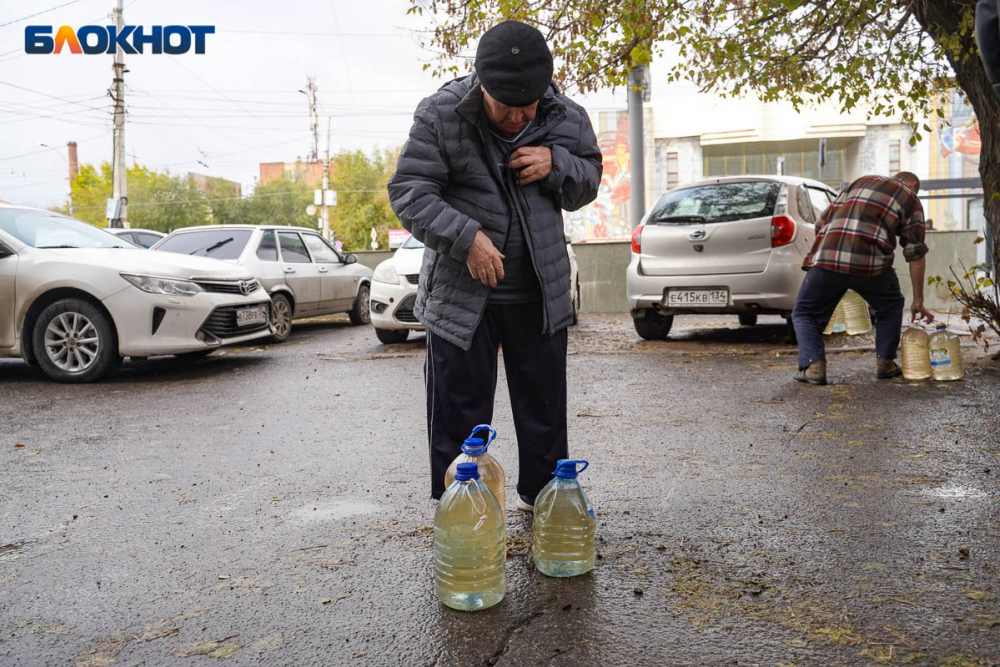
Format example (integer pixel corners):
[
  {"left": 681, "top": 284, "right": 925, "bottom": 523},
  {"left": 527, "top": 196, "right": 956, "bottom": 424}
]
[
  {"left": 372, "top": 262, "right": 399, "bottom": 284},
  {"left": 121, "top": 273, "right": 204, "bottom": 297}
]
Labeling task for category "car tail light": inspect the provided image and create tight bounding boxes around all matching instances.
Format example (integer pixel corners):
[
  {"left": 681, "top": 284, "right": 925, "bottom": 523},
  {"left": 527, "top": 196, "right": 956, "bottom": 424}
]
[
  {"left": 771, "top": 215, "right": 796, "bottom": 247},
  {"left": 631, "top": 224, "right": 644, "bottom": 253}
]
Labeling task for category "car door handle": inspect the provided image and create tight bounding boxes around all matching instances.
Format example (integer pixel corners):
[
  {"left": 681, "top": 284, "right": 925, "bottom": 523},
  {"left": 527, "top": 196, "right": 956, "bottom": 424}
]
[
  {"left": 284, "top": 267, "right": 296, "bottom": 274},
  {"left": 318, "top": 267, "right": 329, "bottom": 273}
]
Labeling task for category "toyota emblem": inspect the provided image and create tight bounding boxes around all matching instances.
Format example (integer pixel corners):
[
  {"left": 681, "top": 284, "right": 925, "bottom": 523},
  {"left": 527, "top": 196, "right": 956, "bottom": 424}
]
[{"left": 239, "top": 280, "right": 251, "bottom": 296}]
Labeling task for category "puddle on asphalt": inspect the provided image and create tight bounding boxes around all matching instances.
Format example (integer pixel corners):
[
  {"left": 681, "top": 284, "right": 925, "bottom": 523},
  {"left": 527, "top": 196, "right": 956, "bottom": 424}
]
[
  {"left": 923, "top": 484, "right": 989, "bottom": 499},
  {"left": 289, "top": 500, "right": 383, "bottom": 523}
]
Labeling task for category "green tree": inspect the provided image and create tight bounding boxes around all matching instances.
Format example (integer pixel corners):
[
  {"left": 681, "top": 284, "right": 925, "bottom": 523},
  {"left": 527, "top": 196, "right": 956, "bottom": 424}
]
[
  {"left": 209, "top": 176, "right": 315, "bottom": 228},
  {"left": 410, "top": 0, "right": 999, "bottom": 267},
  {"left": 330, "top": 148, "right": 401, "bottom": 251},
  {"left": 63, "top": 162, "right": 208, "bottom": 232}
]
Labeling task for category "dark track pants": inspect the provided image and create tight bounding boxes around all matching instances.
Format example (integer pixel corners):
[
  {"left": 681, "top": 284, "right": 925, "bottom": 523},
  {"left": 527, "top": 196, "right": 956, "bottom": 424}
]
[
  {"left": 792, "top": 267, "right": 906, "bottom": 370},
  {"left": 425, "top": 302, "right": 568, "bottom": 501}
]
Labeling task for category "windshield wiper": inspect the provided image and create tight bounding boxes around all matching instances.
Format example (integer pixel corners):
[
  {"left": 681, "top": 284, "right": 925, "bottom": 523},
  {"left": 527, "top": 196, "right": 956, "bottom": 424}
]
[
  {"left": 190, "top": 237, "right": 233, "bottom": 255},
  {"left": 37, "top": 245, "right": 78, "bottom": 249},
  {"left": 650, "top": 215, "right": 707, "bottom": 224}
]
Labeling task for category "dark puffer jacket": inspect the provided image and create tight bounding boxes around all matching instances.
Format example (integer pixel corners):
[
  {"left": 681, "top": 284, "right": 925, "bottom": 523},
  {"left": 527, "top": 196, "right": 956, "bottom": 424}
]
[{"left": 387, "top": 74, "right": 602, "bottom": 350}]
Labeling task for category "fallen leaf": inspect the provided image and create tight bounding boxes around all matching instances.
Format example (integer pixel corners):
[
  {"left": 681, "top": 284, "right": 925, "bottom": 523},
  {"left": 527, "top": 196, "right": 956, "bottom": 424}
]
[
  {"left": 14, "top": 443, "right": 24, "bottom": 448},
  {"left": 142, "top": 625, "right": 179, "bottom": 642},
  {"left": 218, "top": 575, "right": 230, "bottom": 580},
  {"left": 170, "top": 641, "right": 244, "bottom": 659},
  {"left": 320, "top": 598, "right": 332, "bottom": 605},
  {"left": 252, "top": 633, "right": 283, "bottom": 654},
  {"left": 782, "top": 638, "right": 808, "bottom": 648}
]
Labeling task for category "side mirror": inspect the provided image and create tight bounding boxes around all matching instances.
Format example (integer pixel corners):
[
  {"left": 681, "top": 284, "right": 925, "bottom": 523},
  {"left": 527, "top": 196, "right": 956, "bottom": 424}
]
[
  {"left": 344, "top": 253, "right": 358, "bottom": 265},
  {"left": 0, "top": 244, "right": 12, "bottom": 259}
]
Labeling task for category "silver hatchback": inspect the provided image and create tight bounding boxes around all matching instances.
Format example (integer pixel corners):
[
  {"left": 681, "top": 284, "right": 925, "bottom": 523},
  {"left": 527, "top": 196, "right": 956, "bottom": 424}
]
[
  {"left": 626, "top": 175, "right": 837, "bottom": 340},
  {"left": 154, "top": 225, "right": 373, "bottom": 342}
]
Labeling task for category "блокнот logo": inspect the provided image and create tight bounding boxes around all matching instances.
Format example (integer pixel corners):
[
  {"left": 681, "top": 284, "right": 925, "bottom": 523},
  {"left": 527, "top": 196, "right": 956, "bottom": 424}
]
[{"left": 25, "top": 25, "right": 214, "bottom": 54}]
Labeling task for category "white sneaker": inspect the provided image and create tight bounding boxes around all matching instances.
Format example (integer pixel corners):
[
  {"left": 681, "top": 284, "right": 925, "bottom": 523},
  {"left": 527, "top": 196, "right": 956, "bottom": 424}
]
[{"left": 515, "top": 496, "right": 534, "bottom": 512}]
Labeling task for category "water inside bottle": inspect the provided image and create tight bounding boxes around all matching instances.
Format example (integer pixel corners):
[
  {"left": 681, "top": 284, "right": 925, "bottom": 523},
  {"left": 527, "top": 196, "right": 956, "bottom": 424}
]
[
  {"left": 929, "top": 325, "right": 964, "bottom": 381},
  {"left": 901, "top": 326, "right": 932, "bottom": 380},
  {"left": 842, "top": 290, "right": 872, "bottom": 335},
  {"left": 533, "top": 460, "right": 596, "bottom": 578},
  {"left": 434, "top": 462, "right": 506, "bottom": 611}
]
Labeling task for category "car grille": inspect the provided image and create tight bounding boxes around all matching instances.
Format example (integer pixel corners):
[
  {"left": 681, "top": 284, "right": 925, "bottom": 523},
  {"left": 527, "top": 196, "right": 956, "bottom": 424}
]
[
  {"left": 200, "top": 302, "right": 271, "bottom": 339},
  {"left": 402, "top": 274, "right": 419, "bottom": 285},
  {"left": 195, "top": 279, "right": 260, "bottom": 295},
  {"left": 395, "top": 295, "right": 419, "bottom": 324}
]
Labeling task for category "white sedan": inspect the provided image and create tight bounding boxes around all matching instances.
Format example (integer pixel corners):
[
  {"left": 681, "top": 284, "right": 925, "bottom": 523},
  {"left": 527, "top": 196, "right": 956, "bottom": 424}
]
[
  {"left": 0, "top": 205, "right": 274, "bottom": 383},
  {"left": 370, "top": 234, "right": 581, "bottom": 344}
]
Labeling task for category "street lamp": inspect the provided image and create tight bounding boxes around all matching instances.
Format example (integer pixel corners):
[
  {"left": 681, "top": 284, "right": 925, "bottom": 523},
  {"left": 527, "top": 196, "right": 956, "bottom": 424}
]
[{"left": 39, "top": 142, "right": 74, "bottom": 216}]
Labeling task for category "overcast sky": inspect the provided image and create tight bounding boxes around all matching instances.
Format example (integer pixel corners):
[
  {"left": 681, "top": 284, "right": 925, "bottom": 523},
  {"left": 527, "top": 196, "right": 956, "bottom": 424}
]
[{"left": 0, "top": 0, "right": 625, "bottom": 209}]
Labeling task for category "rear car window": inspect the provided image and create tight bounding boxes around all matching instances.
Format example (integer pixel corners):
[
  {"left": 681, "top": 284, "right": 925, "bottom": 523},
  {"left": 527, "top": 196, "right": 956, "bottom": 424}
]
[
  {"left": 278, "top": 232, "right": 311, "bottom": 263},
  {"left": 256, "top": 230, "right": 278, "bottom": 261},
  {"left": 647, "top": 182, "right": 781, "bottom": 224},
  {"left": 156, "top": 229, "right": 251, "bottom": 259}
]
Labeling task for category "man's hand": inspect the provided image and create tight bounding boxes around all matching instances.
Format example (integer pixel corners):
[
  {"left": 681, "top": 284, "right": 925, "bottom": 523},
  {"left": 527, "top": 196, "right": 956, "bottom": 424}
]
[
  {"left": 466, "top": 231, "right": 505, "bottom": 287},
  {"left": 509, "top": 146, "right": 552, "bottom": 186},
  {"left": 911, "top": 300, "right": 934, "bottom": 324}
]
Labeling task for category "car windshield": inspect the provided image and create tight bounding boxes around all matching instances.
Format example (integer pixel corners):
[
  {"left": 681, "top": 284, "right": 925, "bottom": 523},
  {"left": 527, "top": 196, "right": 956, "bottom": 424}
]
[
  {"left": 647, "top": 182, "right": 781, "bottom": 224},
  {"left": 401, "top": 234, "right": 425, "bottom": 249},
  {"left": 0, "top": 208, "right": 129, "bottom": 249},
  {"left": 155, "top": 229, "right": 252, "bottom": 259}
]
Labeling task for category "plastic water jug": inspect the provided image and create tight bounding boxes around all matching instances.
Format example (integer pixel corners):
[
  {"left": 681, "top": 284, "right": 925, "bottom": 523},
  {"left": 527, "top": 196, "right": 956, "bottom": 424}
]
[
  {"left": 900, "top": 326, "right": 932, "bottom": 380},
  {"left": 929, "top": 324, "right": 964, "bottom": 381},
  {"left": 532, "top": 460, "right": 596, "bottom": 578},
  {"left": 842, "top": 290, "right": 872, "bottom": 335},
  {"left": 444, "top": 425, "right": 505, "bottom": 516},
  {"left": 434, "top": 462, "right": 506, "bottom": 611},
  {"left": 823, "top": 300, "right": 847, "bottom": 334}
]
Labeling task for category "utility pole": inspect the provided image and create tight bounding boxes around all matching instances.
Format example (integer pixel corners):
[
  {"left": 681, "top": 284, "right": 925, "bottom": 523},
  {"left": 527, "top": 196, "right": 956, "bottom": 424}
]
[
  {"left": 628, "top": 65, "right": 647, "bottom": 229},
  {"left": 305, "top": 77, "right": 319, "bottom": 163},
  {"left": 321, "top": 116, "right": 331, "bottom": 242},
  {"left": 67, "top": 141, "right": 77, "bottom": 216},
  {"left": 110, "top": 0, "right": 127, "bottom": 228}
]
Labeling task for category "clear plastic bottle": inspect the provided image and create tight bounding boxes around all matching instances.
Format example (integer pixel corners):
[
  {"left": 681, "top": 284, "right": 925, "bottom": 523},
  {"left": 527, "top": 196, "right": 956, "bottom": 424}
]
[
  {"left": 444, "top": 425, "right": 505, "bottom": 518},
  {"left": 532, "top": 460, "right": 596, "bottom": 578},
  {"left": 928, "top": 324, "right": 964, "bottom": 381},
  {"left": 434, "top": 462, "right": 506, "bottom": 611},
  {"left": 900, "top": 326, "right": 932, "bottom": 380},
  {"left": 823, "top": 299, "right": 847, "bottom": 335},
  {"left": 842, "top": 290, "right": 873, "bottom": 335}
]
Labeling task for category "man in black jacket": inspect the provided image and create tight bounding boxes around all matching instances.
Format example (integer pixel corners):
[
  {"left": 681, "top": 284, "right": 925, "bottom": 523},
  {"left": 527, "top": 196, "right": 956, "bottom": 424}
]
[
  {"left": 978, "top": 0, "right": 1000, "bottom": 99},
  {"left": 387, "top": 20, "right": 602, "bottom": 509}
]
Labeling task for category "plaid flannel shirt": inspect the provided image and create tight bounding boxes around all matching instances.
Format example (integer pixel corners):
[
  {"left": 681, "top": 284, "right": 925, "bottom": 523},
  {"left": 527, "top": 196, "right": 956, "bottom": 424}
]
[{"left": 803, "top": 175, "right": 928, "bottom": 276}]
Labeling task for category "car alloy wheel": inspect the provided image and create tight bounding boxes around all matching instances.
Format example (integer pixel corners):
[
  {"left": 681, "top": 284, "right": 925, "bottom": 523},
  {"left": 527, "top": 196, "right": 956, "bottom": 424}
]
[
  {"left": 44, "top": 311, "right": 100, "bottom": 373},
  {"left": 271, "top": 295, "right": 292, "bottom": 341}
]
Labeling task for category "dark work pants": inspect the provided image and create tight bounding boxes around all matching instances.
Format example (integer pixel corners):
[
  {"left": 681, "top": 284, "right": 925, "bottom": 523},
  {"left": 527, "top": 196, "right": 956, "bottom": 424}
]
[
  {"left": 425, "top": 302, "right": 568, "bottom": 501},
  {"left": 791, "top": 267, "right": 906, "bottom": 370},
  {"left": 977, "top": 0, "right": 1000, "bottom": 99}
]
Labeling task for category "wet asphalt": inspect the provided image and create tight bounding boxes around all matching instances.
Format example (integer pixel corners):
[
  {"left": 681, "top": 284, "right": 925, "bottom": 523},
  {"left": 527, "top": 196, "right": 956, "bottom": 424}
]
[{"left": 1, "top": 314, "right": 998, "bottom": 667}]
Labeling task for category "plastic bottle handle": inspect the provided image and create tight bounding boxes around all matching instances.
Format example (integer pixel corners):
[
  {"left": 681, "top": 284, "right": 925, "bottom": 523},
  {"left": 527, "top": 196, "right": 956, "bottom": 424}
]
[{"left": 469, "top": 424, "right": 497, "bottom": 451}]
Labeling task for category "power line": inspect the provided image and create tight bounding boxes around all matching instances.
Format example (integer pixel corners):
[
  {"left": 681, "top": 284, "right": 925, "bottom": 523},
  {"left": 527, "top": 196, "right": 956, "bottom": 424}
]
[
  {"left": 70, "top": 187, "right": 385, "bottom": 210},
  {"left": 0, "top": 0, "right": 87, "bottom": 29},
  {"left": 0, "top": 131, "right": 107, "bottom": 162}
]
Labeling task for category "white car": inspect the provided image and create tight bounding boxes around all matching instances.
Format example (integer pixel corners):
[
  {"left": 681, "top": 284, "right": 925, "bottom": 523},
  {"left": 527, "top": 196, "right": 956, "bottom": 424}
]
[
  {"left": 153, "top": 225, "right": 373, "bottom": 343},
  {"left": 0, "top": 206, "right": 274, "bottom": 383},
  {"left": 370, "top": 234, "right": 581, "bottom": 344},
  {"left": 109, "top": 228, "right": 165, "bottom": 249},
  {"left": 626, "top": 175, "right": 836, "bottom": 340}
]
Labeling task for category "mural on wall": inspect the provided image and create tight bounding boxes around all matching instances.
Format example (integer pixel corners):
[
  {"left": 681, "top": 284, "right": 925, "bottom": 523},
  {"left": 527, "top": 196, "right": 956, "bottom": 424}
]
[
  {"left": 938, "top": 95, "right": 981, "bottom": 165},
  {"left": 564, "top": 110, "right": 633, "bottom": 241}
]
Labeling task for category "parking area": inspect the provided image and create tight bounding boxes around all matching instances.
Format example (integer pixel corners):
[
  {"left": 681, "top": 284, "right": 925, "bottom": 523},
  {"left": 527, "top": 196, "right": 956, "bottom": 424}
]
[{"left": 2, "top": 314, "right": 999, "bottom": 666}]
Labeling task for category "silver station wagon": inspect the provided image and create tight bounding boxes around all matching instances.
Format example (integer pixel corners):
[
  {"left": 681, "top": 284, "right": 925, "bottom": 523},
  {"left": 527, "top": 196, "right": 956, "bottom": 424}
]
[
  {"left": 626, "top": 175, "right": 837, "bottom": 340},
  {"left": 154, "top": 225, "right": 373, "bottom": 342}
]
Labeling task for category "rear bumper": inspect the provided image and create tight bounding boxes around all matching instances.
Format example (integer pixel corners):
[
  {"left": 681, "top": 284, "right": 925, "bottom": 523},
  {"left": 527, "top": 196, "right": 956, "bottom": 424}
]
[
  {"left": 625, "top": 250, "right": 805, "bottom": 316},
  {"left": 370, "top": 278, "right": 424, "bottom": 331}
]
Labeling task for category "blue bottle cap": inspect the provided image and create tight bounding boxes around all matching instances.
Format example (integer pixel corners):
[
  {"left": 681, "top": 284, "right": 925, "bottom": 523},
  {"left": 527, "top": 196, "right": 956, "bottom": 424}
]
[
  {"left": 454, "top": 462, "right": 480, "bottom": 481},
  {"left": 553, "top": 459, "right": 589, "bottom": 478},
  {"left": 461, "top": 437, "right": 487, "bottom": 455}
]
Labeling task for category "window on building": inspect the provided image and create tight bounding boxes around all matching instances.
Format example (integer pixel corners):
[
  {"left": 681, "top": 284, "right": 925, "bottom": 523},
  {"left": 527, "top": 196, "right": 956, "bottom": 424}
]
[
  {"left": 666, "top": 152, "right": 679, "bottom": 189},
  {"left": 889, "top": 140, "right": 900, "bottom": 174}
]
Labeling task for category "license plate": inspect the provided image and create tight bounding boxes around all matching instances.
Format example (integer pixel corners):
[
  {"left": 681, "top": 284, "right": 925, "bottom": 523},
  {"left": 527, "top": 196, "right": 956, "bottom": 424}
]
[
  {"left": 667, "top": 289, "right": 729, "bottom": 306},
  {"left": 236, "top": 306, "right": 267, "bottom": 326}
]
